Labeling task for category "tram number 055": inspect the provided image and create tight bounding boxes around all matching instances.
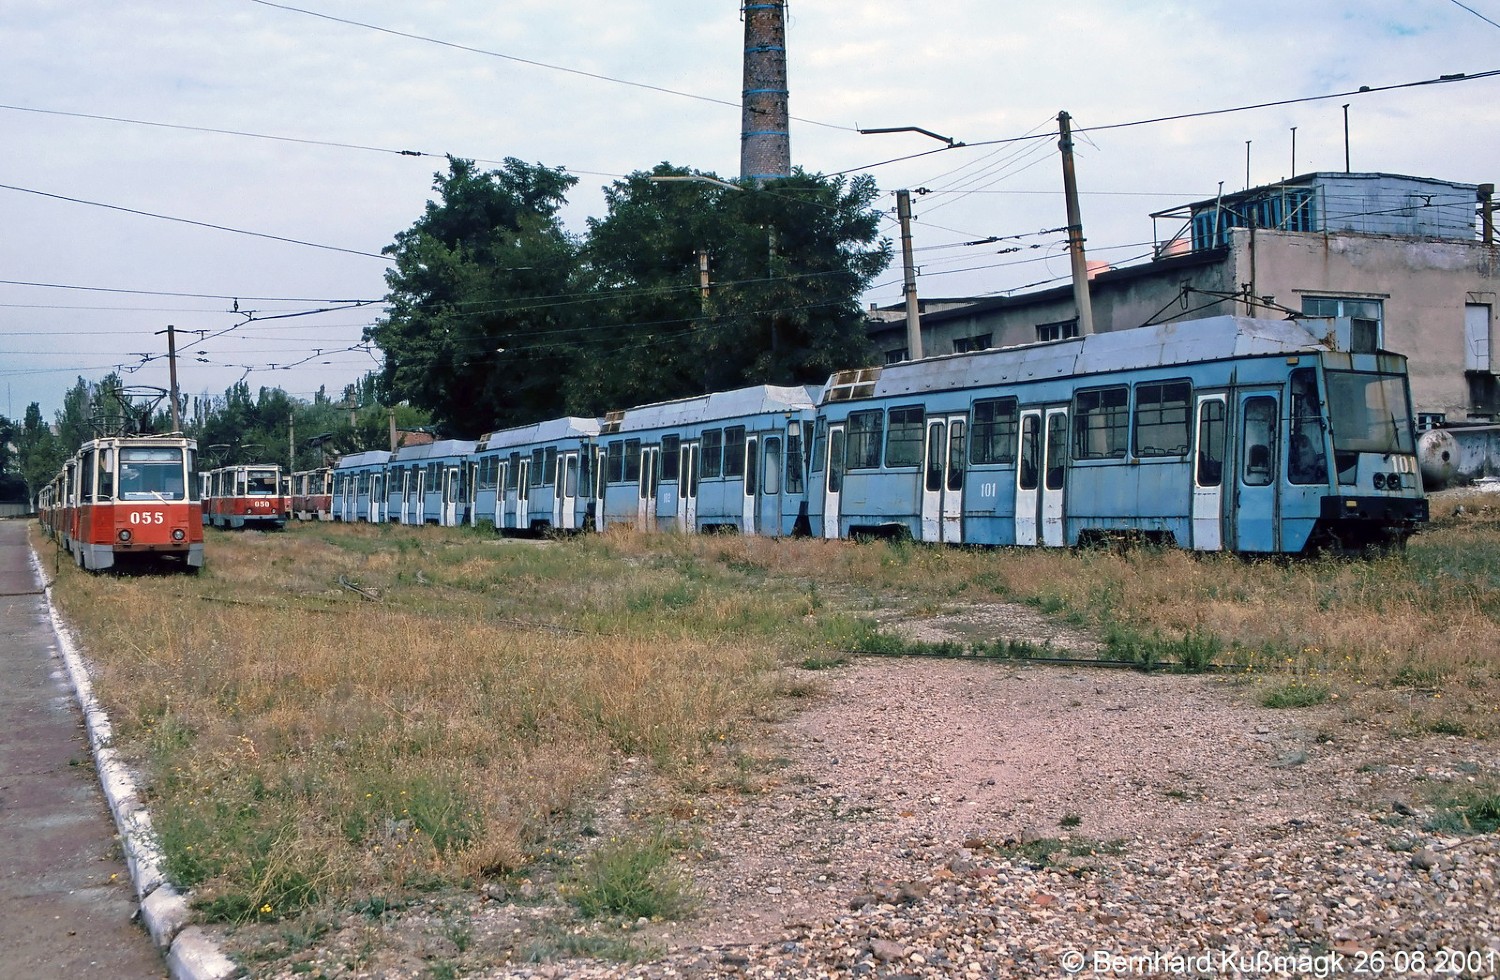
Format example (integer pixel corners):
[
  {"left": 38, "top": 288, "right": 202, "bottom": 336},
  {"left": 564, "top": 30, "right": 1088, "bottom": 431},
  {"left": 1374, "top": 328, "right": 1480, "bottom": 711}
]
[{"left": 128, "top": 511, "right": 166, "bottom": 525}]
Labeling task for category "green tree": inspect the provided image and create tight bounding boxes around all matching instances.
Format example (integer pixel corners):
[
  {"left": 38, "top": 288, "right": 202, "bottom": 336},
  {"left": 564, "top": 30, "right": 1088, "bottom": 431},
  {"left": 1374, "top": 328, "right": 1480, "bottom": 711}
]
[
  {"left": 571, "top": 165, "right": 890, "bottom": 413},
  {"left": 18, "top": 402, "right": 63, "bottom": 499},
  {"left": 369, "top": 157, "right": 580, "bottom": 438}
]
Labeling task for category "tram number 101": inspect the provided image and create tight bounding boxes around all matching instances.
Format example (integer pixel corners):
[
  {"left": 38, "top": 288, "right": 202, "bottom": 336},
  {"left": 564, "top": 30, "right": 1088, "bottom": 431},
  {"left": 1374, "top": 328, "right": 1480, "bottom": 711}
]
[{"left": 128, "top": 511, "right": 166, "bottom": 525}]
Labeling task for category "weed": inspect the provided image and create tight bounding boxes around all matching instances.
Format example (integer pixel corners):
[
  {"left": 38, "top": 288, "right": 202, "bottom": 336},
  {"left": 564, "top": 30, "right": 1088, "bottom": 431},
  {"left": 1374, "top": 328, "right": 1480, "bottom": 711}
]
[
  {"left": 565, "top": 831, "right": 695, "bottom": 921},
  {"left": 1425, "top": 787, "right": 1500, "bottom": 834},
  {"left": 1261, "top": 682, "right": 1331, "bottom": 709}
]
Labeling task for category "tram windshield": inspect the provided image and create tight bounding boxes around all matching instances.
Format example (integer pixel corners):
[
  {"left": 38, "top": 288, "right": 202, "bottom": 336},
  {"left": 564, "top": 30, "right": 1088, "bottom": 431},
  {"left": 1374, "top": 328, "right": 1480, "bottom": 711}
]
[
  {"left": 245, "top": 469, "right": 280, "bottom": 494},
  {"left": 1324, "top": 371, "right": 1416, "bottom": 455},
  {"left": 118, "top": 447, "right": 187, "bottom": 500}
]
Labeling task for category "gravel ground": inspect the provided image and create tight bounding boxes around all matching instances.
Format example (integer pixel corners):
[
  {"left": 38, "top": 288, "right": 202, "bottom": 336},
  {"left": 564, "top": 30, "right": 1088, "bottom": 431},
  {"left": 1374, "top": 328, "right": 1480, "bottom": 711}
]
[{"left": 234, "top": 630, "right": 1499, "bottom": 980}]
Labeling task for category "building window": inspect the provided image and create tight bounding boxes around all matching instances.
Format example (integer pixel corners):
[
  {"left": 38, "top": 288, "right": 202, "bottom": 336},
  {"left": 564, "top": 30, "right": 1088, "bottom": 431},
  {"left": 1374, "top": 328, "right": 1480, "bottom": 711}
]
[
  {"left": 885, "top": 348, "right": 908, "bottom": 364},
  {"left": 952, "top": 334, "right": 991, "bottom": 354},
  {"left": 1303, "top": 296, "right": 1383, "bottom": 352},
  {"left": 1036, "top": 319, "right": 1079, "bottom": 343}
]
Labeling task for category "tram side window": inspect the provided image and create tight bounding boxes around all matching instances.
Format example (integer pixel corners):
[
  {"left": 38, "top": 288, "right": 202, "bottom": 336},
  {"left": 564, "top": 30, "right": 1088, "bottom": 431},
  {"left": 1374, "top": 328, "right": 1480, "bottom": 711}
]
[
  {"left": 82, "top": 450, "right": 97, "bottom": 501},
  {"left": 543, "top": 447, "right": 557, "bottom": 487},
  {"left": 846, "top": 410, "right": 884, "bottom": 469},
  {"left": 970, "top": 397, "right": 1018, "bottom": 465},
  {"left": 702, "top": 429, "right": 723, "bottom": 478},
  {"left": 1196, "top": 400, "right": 1226, "bottom": 487},
  {"left": 786, "top": 422, "right": 805, "bottom": 494},
  {"left": 507, "top": 453, "right": 521, "bottom": 490},
  {"left": 1072, "top": 386, "right": 1129, "bottom": 459},
  {"left": 1288, "top": 368, "right": 1327, "bottom": 485},
  {"left": 623, "top": 439, "right": 642, "bottom": 484},
  {"left": 660, "top": 435, "right": 681, "bottom": 481},
  {"left": 1046, "top": 413, "right": 1068, "bottom": 490},
  {"left": 1018, "top": 416, "right": 1040, "bottom": 490},
  {"left": 603, "top": 442, "right": 621, "bottom": 484},
  {"left": 1134, "top": 381, "right": 1192, "bottom": 457},
  {"left": 1242, "top": 397, "right": 1278, "bottom": 486},
  {"left": 531, "top": 449, "right": 545, "bottom": 487},
  {"left": 723, "top": 427, "right": 746, "bottom": 478},
  {"left": 885, "top": 406, "right": 925, "bottom": 467}
]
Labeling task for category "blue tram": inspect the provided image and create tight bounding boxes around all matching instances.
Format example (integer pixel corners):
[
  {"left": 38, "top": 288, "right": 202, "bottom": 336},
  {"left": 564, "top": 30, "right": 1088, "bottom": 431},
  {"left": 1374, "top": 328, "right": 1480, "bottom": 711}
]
[
  {"left": 470, "top": 418, "right": 602, "bottom": 533},
  {"left": 385, "top": 440, "right": 476, "bottom": 527},
  {"left": 808, "top": 316, "right": 1426, "bottom": 553},
  {"left": 593, "top": 384, "right": 817, "bottom": 536},
  {"left": 331, "top": 450, "right": 392, "bottom": 523}
]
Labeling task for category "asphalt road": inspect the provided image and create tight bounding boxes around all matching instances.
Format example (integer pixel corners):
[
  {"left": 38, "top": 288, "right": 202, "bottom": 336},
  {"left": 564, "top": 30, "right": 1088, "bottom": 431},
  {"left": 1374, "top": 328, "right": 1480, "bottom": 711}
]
[{"left": 0, "top": 519, "right": 166, "bottom": 979}]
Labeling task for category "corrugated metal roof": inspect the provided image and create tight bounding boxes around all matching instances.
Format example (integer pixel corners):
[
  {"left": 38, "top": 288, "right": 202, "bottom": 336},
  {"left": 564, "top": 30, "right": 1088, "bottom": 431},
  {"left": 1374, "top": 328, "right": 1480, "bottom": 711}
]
[
  {"left": 334, "top": 450, "right": 391, "bottom": 469},
  {"left": 475, "top": 417, "right": 602, "bottom": 452},
  {"left": 614, "top": 384, "right": 819, "bottom": 433},
  {"left": 390, "top": 439, "right": 476, "bottom": 462},
  {"left": 834, "top": 316, "right": 1334, "bottom": 402}
]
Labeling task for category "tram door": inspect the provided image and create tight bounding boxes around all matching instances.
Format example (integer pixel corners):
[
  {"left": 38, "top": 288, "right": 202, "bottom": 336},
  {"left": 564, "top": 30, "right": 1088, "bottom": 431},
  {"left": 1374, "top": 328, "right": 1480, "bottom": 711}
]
[
  {"left": 676, "top": 442, "right": 699, "bottom": 532},
  {"left": 823, "top": 424, "right": 846, "bottom": 539},
  {"left": 1014, "top": 411, "right": 1042, "bottom": 545},
  {"left": 442, "top": 465, "right": 460, "bottom": 526},
  {"left": 493, "top": 460, "right": 508, "bottom": 528},
  {"left": 638, "top": 446, "right": 659, "bottom": 530},
  {"left": 920, "top": 415, "right": 966, "bottom": 543},
  {"left": 758, "top": 436, "right": 783, "bottom": 537},
  {"left": 1191, "top": 395, "right": 1228, "bottom": 550},
  {"left": 399, "top": 468, "right": 411, "bottom": 524},
  {"left": 742, "top": 436, "right": 759, "bottom": 533},
  {"left": 1041, "top": 408, "right": 1069, "bottom": 546},
  {"left": 555, "top": 451, "right": 580, "bottom": 530},
  {"left": 515, "top": 458, "right": 530, "bottom": 530},
  {"left": 466, "top": 462, "right": 479, "bottom": 527},
  {"left": 1232, "top": 391, "right": 1280, "bottom": 552}
]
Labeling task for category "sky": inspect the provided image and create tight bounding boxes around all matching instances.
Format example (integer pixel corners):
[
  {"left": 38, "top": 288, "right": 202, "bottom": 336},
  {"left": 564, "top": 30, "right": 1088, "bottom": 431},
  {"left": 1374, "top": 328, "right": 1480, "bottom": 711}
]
[{"left": 4, "top": 0, "right": 1499, "bottom": 423}]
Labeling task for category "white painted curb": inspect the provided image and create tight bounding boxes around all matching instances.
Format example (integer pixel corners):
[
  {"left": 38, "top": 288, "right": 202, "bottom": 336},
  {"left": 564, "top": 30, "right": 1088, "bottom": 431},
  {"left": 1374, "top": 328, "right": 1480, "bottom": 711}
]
[{"left": 30, "top": 546, "right": 240, "bottom": 980}]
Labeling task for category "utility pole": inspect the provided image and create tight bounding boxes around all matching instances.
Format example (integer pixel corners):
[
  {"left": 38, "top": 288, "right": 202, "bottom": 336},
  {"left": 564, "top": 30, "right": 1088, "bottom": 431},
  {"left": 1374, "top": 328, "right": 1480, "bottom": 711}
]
[
  {"left": 288, "top": 415, "right": 295, "bottom": 472},
  {"left": 1057, "top": 112, "right": 1095, "bottom": 336},
  {"left": 896, "top": 189, "right": 923, "bottom": 360},
  {"left": 1343, "top": 104, "right": 1351, "bottom": 173},
  {"left": 156, "top": 323, "right": 181, "bottom": 431},
  {"left": 1480, "top": 183, "right": 1495, "bottom": 247}
]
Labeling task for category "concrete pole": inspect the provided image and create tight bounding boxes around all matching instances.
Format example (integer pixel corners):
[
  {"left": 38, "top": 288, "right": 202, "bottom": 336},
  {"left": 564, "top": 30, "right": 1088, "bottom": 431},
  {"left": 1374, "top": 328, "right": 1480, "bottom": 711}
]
[
  {"left": 1480, "top": 183, "right": 1495, "bottom": 247},
  {"left": 165, "top": 324, "right": 181, "bottom": 431},
  {"left": 897, "top": 189, "right": 923, "bottom": 360},
  {"left": 1057, "top": 112, "right": 1095, "bottom": 336}
]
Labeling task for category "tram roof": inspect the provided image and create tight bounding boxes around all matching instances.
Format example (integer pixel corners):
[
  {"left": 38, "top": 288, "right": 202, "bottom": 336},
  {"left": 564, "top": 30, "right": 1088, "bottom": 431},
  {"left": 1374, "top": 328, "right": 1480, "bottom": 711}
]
[
  {"left": 607, "top": 383, "right": 819, "bottom": 434},
  {"left": 475, "top": 417, "right": 602, "bottom": 452},
  {"left": 334, "top": 449, "right": 392, "bottom": 469},
  {"left": 826, "top": 315, "right": 1339, "bottom": 403},
  {"left": 390, "top": 439, "right": 476, "bottom": 462}
]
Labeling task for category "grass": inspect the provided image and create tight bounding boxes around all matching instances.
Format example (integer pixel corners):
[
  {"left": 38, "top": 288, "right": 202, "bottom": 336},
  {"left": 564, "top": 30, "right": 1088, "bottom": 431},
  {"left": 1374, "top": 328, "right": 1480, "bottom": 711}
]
[{"left": 27, "top": 493, "right": 1500, "bottom": 960}]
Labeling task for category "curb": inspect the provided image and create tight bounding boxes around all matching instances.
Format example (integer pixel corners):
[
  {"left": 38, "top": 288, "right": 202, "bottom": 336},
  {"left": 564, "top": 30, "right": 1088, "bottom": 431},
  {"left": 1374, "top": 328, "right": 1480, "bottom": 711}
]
[{"left": 31, "top": 547, "right": 240, "bottom": 980}]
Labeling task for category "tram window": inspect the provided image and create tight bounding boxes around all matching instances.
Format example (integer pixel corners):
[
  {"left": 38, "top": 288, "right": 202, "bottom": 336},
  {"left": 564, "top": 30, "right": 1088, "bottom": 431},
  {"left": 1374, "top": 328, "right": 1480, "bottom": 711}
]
[
  {"left": 507, "top": 453, "right": 521, "bottom": 490},
  {"left": 623, "top": 439, "right": 642, "bottom": 484},
  {"left": 82, "top": 450, "right": 98, "bottom": 501},
  {"left": 543, "top": 447, "right": 557, "bottom": 487},
  {"left": 702, "top": 429, "right": 723, "bottom": 478},
  {"left": 1196, "top": 400, "right": 1226, "bottom": 487},
  {"left": 947, "top": 421, "right": 966, "bottom": 492},
  {"left": 1018, "top": 416, "right": 1040, "bottom": 490},
  {"left": 846, "top": 410, "right": 884, "bottom": 469},
  {"left": 925, "top": 424, "right": 945, "bottom": 492},
  {"left": 828, "top": 428, "right": 846, "bottom": 493},
  {"left": 971, "top": 397, "right": 1018, "bottom": 465},
  {"left": 1134, "top": 380, "right": 1192, "bottom": 457},
  {"left": 1072, "top": 386, "right": 1129, "bottom": 459},
  {"left": 660, "top": 435, "right": 680, "bottom": 481},
  {"left": 885, "top": 406, "right": 925, "bottom": 467},
  {"left": 744, "top": 439, "right": 759, "bottom": 495},
  {"left": 605, "top": 442, "right": 624, "bottom": 484},
  {"left": 786, "top": 422, "right": 804, "bottom": 494},
  {"left": 1046, "top": 413, "right": 1068, "bottom": 490},
  {"left": 723, "top": 426, "right": 746, "bottom": 478},
  {"left": 763, "top": 436, "right": 781, "bottom": 495},
  {"left": 1242, "top": 397, "right": 1278, "bottom": 486},
  {"left": 531, "top": 449, "right": 545, "bottom": 487},
  {"left": 809, "top": 421, "right": 826, "bottom": 475},
  {"left": 1288, "top": 368, "right": 1327, "bottom": 485}
]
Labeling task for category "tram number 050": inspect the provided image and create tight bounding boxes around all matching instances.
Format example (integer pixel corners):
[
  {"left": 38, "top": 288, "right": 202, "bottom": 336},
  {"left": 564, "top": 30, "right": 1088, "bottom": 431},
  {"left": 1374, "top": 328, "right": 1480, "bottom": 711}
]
[{"left": 128, "top": 511, "right": 166, "bottom": 525}]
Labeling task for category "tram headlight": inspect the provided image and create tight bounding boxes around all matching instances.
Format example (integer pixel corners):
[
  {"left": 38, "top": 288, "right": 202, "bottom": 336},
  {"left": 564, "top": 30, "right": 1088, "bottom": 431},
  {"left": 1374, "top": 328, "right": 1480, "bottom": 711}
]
[
  {"left": 171, "top": 528, "right": 186, "bottom": 541},
  {"left": 1372, "top": 473, "right": 1387, "bottom": 490},
  {"left": 117, "top": 529, "right": 132, "bottom": 542}
]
